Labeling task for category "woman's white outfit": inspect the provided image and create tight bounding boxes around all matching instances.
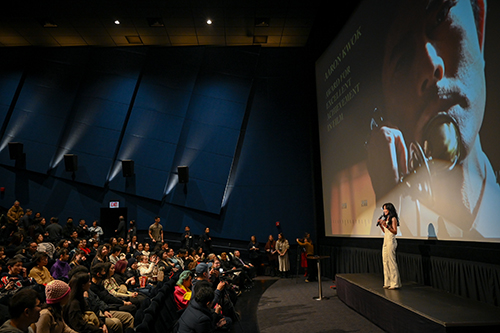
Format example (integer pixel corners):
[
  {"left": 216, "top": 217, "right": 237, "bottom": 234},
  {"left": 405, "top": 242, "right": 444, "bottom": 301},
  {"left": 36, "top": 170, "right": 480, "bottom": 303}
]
[{"left": 382, "top": 224, "right": 401, "bottom": 289}]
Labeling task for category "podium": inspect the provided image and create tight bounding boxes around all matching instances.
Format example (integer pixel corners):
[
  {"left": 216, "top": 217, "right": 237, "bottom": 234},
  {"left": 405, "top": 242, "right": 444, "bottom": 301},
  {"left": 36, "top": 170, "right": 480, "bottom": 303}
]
[{"left": 309, "top": 255, "right": 330, "bottom": 300}]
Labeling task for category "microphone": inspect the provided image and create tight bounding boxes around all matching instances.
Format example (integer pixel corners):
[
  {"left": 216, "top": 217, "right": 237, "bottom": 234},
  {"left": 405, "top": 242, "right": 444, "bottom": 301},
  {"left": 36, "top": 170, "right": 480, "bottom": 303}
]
[{"left": 376, "top": 214, "right": 386, "bottom": 226}]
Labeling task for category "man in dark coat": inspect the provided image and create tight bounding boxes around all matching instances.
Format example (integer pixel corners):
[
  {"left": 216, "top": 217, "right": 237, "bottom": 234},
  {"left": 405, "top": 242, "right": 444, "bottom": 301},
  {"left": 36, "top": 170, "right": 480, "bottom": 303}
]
[{"left": 177, "top": 281, "right": 229, "bottom": 333}]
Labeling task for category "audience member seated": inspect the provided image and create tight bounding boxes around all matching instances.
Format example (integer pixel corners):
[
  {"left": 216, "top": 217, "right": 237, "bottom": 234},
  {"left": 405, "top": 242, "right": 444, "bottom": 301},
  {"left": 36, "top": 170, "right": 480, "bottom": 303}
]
[
  {"left": 36, "top": 280, "right": 77, "bottom": 333},
  {"left": 231, "top": 250, "right": 255, "bottom": 289},
  {"left": 88, "top": 220, "right": 103, "bottom": 241},
  {"left": 45, "top": 217, "right": 63, "bottom": 244},
  {"left": 78, "top": 239, "right": 91, "bottom": 256},
  {"left": 69, "top": 249, "right": 87, "bottom": 269},
  {"left": 75, "top": 219, "right": 90, "bottom": 240},
  {"left": 166, "top": 248, "right": 182, "bottom": 273},
  {"left": 5, "top": 233, "right": 25, "bottom": 260},
  {"left": 219, "top": 252, "right": 233, "bottom": 271},
  {"left": 109, "top": 247, "right": 122, "bottom": 265},
  {"left": 69, "top": 266, "right": 134, "bottom": 333},
  {"left": 177, "top": 280, "right": 231, "bottom": 333},
  {"left": 174, "top": 270, "right": 193, "bottom": 310},
  {"left": 62, "top": 218, "right": 75, "bottom": 240},
  {"left": 34, "top": 233, "right": 55, "bottom": 259},
  {"left": 132, "top": 243, "right": 143, "bottom": 258},
  {"left": 127, "top": 236, "right": 138, "bottom": 253},
  {"left": 50, "top": 249, "right": 71, "bottom": 282},
  {"left": 141, "top": 243, "right": 151, "bottom": 257},
  {"left": 0, "top": 288, "right": 41, "bottom": 333},
  {"left": 0, "top": 258, "right": 37, "bottom": 303},
  {"left": 68, "top": 231, "right": 79, "bottom": 250},
  {"left": 29, "top": 252, "right": 54, "bottom": 286},
  {"left": 101, "top": 262, "right": 146, "bottom": 309},
  {"left": 91, "top": 245, "right": 109, "bottom": 267},
  {"left": 157, "top": 251, "right": 172, "bottom": 282},
  {"left": 89, "top": 263, "right": 137, "bottom": 316},
  {"left": 64, "top": 273, "right": 106, "bottom": 333},
  {"left": 55, "top": 240, "right": 70, "bottom": 256},
  {"left": 136, "top": 254, "right": 156, "bottom": 279},
  {"left": 22, "top": 242, "right": 39, "bottom": 264}
]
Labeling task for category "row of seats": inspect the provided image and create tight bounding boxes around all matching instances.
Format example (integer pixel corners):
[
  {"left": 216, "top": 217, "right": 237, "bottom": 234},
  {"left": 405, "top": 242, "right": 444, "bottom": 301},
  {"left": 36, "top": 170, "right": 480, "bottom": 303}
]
[{"left": 126, "top": 278, "right": 181, "bottom": 333}]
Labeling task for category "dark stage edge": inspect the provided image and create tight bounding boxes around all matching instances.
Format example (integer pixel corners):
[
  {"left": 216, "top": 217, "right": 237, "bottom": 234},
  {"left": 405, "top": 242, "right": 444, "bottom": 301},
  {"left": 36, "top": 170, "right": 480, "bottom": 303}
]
[{"left": 336, "top": 273, "right": 500, "bottom": 333}]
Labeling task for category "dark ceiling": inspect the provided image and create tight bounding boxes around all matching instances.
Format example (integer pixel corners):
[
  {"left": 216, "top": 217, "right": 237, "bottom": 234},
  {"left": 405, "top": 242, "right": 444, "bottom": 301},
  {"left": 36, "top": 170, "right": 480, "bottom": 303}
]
[{"left": 0, "top": 0, "right": 361, "bottom": 52}]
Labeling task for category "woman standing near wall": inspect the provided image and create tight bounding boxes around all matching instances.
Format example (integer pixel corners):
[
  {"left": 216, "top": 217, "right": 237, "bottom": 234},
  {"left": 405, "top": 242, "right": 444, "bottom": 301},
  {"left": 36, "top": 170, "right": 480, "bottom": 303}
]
[
  {"left": 377, "top": 203, "right": 401, "bottom": 290},
  {"left": 276, "top": 233, "right": 290, "bottom": 278},
  {"left": 296, "top": 232, "right": 316, "bottom": 283}
]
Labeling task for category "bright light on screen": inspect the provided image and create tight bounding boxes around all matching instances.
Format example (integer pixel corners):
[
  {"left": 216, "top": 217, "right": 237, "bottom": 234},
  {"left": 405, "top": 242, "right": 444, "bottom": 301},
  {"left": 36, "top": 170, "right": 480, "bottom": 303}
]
[{"left": 316, "top": 0, "right": 500, "bottom": 242}]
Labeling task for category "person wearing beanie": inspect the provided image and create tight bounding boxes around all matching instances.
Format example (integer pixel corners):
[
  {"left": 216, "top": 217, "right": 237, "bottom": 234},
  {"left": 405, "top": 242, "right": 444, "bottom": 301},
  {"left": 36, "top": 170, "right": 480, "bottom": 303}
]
[
  {"left": 36, "top": 280, "right": 77, "bottom": 333},
  {"left": 174, "top": 270, "right": 193, "bottom": 310}
]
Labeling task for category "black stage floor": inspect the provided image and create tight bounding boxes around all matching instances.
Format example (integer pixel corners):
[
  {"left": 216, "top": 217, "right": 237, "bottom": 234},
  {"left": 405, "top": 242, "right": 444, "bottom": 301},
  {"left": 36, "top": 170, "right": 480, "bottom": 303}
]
[
  {"left": 234, "top": 276, "right": 384, "bottom": 333},
  {"left": 337, "top": 273, "right": 500, "bottom": 333}
]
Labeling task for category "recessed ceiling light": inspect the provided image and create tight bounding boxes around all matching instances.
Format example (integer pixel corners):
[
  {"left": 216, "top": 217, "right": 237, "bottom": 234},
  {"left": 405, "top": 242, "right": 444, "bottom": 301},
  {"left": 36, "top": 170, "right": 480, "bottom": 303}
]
[
  {"left": 206, "top": 19, "right": 212, "bottom": 25},
  {"left": 126, "top": 36, "right": 143, "bottom": 44},
  {"left": 114, "top": 20, "right": 120, "bottom": 25}
]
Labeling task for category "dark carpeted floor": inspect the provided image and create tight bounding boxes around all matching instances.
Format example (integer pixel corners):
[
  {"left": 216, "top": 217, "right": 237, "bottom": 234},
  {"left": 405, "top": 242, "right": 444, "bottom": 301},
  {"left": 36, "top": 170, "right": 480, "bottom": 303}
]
[{"left": 231, "top": 276, "right": 385, "bottom": 333}]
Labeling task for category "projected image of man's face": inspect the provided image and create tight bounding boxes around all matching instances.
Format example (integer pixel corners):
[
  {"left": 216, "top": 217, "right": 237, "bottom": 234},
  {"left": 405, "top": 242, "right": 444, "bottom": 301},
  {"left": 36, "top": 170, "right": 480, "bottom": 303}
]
[
  {"left": 362, "top": 0, "right": 500, "bottom": 238},
  {"left": 381, "top": 0, "right": 485, "bottom": 155}
]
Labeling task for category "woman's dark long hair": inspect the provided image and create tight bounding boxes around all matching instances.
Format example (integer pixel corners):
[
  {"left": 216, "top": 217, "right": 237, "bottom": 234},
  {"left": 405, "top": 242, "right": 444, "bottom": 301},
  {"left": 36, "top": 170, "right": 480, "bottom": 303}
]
[
  {"left": 95, "top": 245, "right": 108, "bottom": 261},
  {"left": 383, "top": 202, "right": 400, "bottom": 226},
  {"left": 68, "top": 272, "right": 90, "bottom": 312},
  {"left": 102, "top": 262, "right": 113, "bottom": 278}
]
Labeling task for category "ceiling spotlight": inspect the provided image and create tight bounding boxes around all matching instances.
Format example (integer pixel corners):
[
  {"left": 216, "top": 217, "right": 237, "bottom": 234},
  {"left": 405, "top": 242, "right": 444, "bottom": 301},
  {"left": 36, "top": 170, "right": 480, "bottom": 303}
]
[
  {"left": 206, "top": 19, "right": 212, "bottom": 25},
  {"left": 114, "top": 20, "right": 120, "bottom": 25}
]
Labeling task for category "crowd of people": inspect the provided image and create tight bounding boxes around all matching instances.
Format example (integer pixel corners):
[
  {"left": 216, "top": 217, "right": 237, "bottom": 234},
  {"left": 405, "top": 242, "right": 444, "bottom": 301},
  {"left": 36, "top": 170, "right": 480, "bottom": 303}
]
[{"left": 0, "top": 201, "right": 314, "bottom": 332}]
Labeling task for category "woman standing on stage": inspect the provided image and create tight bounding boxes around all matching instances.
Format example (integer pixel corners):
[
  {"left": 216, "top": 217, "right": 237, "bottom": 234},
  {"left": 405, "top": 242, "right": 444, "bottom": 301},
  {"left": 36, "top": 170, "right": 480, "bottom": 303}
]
[
  {"left": 378, "top": 203, "right": 401, "bottom": 290},
  {"left": 276, "top": 233, "right": 290, "bottom": 278}
]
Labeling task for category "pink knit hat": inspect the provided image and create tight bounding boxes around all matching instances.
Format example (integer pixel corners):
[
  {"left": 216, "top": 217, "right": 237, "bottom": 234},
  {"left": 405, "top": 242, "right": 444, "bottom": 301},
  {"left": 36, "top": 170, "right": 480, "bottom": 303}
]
[{"left": 45, "top": 280, "right": 71, "bottom": 304}]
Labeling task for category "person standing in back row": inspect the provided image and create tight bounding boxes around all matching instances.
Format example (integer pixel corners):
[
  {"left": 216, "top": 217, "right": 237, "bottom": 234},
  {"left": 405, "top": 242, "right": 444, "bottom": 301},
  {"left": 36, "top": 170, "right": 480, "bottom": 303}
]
[{"left": 149, "top": 216, "right": 164, "bottom": 243}]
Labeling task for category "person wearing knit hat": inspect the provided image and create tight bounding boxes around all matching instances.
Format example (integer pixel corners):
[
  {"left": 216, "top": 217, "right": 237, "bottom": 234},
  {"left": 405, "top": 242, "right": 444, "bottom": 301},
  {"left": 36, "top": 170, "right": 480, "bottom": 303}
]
[
  {"left": 46, "top": 280, "right": 71, "bottom": 304},
  {"left": 174, "top": 270, "right": 193, "bottom": 310},
  {"left": 37, "top": 280, "right": 77, "bottom": 333}
]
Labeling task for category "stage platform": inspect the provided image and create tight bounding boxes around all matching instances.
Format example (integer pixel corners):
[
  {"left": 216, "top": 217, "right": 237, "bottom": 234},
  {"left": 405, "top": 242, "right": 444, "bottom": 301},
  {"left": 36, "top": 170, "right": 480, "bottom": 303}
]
[{"left": 336, "top": 273, "right": 500, "bottom": 333}]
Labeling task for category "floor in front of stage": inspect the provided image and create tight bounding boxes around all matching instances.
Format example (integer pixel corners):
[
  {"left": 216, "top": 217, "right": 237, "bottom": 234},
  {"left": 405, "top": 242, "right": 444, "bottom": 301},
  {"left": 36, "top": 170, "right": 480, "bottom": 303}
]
[{"left": 231, "top": 275, "right": 384, "bottom": 333}]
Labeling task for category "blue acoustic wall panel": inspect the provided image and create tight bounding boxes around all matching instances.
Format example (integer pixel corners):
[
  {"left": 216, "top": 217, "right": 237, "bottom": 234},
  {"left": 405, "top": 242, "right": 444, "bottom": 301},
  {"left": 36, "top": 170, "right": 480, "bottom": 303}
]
[
  {"left": 109, "top": 48, "right": 203, "bottom": 199},
  {"left": 51, "top": 48, "right": 146, "bottom": 186},
  {"left": 164, "top": 47, "right": 259, "bottom": 214},
  {"left": 0, "top": 65, "right": 25, "bottom": 164},
  {"left": 0, "top": 49, "right": 88, "bottom": 173}
]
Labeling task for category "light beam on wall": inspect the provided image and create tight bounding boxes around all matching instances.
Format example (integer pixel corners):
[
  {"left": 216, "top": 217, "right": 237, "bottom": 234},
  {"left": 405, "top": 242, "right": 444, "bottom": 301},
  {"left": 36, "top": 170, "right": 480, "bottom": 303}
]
[
  {"left": 107, "top": 138, "right": 141, "bottom": 182},
  {"left": 50, "top": 124, "right": 86, "bottom": 169}
]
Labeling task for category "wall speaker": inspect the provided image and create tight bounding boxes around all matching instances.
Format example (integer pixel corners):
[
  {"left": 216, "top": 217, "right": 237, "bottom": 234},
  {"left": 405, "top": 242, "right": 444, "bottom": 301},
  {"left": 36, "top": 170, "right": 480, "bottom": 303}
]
[
  {"left": 64, "top": 154, "right": 78, "bottom": 172},
  {"left": 8, "top": 142, "right": 23, "bottom": 160},
  {"left": 178, "top": 165, "right": 189, "bottom": 183},
  {"left": 122, "top": 160, "right": 135, "bottom": 177}
]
